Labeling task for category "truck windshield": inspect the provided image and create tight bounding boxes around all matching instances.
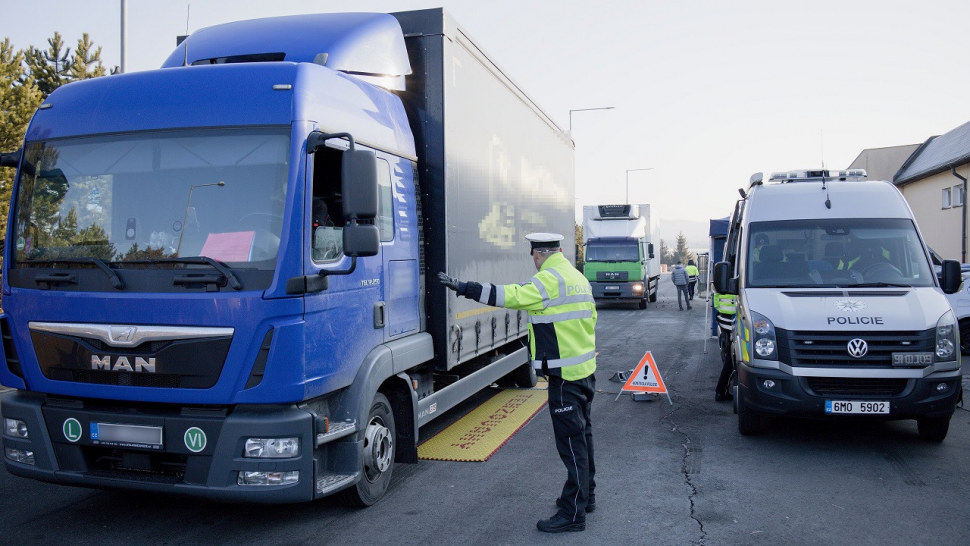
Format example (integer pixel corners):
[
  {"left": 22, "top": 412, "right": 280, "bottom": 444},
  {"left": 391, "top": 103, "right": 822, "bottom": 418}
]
[
  {"left": 746, "top": 218, "right": 936, "bottom": 288},
  {"left": 585, "top": 242, "right": 639, "bottom": 262},
  {"left": 12, "top": 128, "right": 289, "bottom": 270}
]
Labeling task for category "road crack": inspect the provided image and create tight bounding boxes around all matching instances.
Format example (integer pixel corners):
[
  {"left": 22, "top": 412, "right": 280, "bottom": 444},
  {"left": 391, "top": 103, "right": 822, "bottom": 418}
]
[{"left": 663, "top": 400, "right": 708, "bottom": 545}]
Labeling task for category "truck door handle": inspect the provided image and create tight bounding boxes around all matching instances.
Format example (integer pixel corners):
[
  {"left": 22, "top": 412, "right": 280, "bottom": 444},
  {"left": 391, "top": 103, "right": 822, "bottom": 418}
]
[{"left": 374, "top": 302, "right": 386, "bottom": 329}]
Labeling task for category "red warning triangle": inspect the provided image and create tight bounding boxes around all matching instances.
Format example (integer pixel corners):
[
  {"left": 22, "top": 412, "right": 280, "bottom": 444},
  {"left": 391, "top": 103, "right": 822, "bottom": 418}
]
[{"left": 622, "top": 351, "right": 667, "bottom": 393}]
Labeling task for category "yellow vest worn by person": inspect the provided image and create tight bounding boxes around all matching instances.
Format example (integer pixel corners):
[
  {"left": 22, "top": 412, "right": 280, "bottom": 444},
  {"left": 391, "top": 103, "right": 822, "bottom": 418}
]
[
  {"left": 473, "top": 253, "right": 596, "bottom": 381},
  {"left": 713, "top": 292, "right": 737, "bottom": 315},
  {"left": 685, "top": 264, "right": 699, "bottom": 279}
]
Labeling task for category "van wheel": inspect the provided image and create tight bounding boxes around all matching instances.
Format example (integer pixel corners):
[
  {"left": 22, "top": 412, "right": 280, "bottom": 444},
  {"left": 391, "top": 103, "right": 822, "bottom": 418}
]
[
  {"left": 737, "top": 392, "right": 763, "bottom": 436},
  {"left": 916, "top": 416, "right": 950, "bottom": 442},
  {"left": 340, "top": 393, "right": 395, "bottom": 506}
]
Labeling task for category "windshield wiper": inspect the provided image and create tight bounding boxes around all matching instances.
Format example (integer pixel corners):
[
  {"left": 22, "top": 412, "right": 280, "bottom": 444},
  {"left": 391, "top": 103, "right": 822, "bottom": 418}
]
[
  {"left": 23, "top": 258, "right": 124, "bottom": 289},
  {"left": 850, "top": 282, "right": 912, "bottom": 288},
  {"left": 126, "top": 256, "right": 242, "bottom": 290}
]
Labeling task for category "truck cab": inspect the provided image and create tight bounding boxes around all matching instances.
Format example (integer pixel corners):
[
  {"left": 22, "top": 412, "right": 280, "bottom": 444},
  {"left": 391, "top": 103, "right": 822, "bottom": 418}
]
[
  {"left": 582, "top": 204, "right": 660, "bottom": 308},
  {"left": 714, "top": 169, "right": 963, "bottom": 441}
]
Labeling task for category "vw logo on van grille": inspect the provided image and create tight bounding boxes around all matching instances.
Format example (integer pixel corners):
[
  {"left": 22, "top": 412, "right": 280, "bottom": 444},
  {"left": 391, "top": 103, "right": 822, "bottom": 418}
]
[{"left": 847, "top": 338, "right": 869, "bottom": 358}]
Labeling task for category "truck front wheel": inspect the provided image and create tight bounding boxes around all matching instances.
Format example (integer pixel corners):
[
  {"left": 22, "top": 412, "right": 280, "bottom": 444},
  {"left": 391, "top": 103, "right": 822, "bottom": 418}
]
[{"left": 342, "top": 392, "right": 396, "bottom": 506}]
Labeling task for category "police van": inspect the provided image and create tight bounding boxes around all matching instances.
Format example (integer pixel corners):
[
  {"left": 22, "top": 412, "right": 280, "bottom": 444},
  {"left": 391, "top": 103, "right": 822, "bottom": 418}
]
[{"left": 713, "top": 169, "right": 964, "bottom": 441}]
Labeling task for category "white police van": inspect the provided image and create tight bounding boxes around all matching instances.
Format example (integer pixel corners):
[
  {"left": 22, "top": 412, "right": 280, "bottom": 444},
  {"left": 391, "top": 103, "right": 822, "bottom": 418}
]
[{"left": 713, "top": 169, "right": 964, "bottom": 441}]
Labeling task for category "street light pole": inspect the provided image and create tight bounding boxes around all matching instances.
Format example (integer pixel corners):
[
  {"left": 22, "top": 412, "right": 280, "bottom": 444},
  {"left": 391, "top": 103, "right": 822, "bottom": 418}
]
[
  {"left": 626, "top": 168, "right": 653, "bottom": 204},
  {"left": 568, "top": 106, "right": 615, "bottom": 134}
]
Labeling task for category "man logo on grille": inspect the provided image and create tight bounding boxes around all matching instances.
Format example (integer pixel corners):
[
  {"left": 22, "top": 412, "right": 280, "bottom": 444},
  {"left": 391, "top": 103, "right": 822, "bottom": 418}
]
[{"left": 847, "top": 338, "right": 868, "bottom": 358}]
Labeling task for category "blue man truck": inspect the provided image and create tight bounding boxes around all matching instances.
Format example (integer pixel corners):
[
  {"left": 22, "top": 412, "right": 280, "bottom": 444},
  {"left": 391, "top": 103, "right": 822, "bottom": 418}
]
[{"left": 0, "top": 9, "right": 574, "bottom": 504}]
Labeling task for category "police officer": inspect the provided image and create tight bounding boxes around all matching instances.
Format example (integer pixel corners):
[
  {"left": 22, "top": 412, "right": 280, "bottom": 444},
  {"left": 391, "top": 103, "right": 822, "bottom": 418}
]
[
  {"left": 438, "top": 233, "right": 597, "bottom": 533},
  {"left": 712, "top": 291, "right": 737, "bottom": 401},
  {"left": 685, "top": 259, "right": 699, "bottom": 300}
]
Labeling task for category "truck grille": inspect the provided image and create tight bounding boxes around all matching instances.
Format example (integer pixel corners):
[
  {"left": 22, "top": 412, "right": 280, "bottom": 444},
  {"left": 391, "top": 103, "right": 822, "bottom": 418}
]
[
  {"left": 777, "top": 328, "right": 934, "bottom": 368},
  {"left": 596, "top": 271, "right": 629, "bottom": 281},
  {"left": 805, "top": 377, "right": 909, "bottom": 397}
]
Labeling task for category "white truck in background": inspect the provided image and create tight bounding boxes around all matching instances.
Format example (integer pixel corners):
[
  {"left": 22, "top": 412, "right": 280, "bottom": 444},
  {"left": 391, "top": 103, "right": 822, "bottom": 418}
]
[{"left": 582, "top": 204, "right": 661, "bottom": 308}]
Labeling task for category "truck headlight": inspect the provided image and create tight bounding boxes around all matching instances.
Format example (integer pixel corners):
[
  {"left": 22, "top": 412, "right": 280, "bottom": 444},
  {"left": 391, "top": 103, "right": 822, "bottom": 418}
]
[
  {"left": 935, "top": 310, "right": 957, "bottom": 362},
  {"left": 632, "top": 282, "right": 644, "bottom": 293},
  {"left": 244, "top": 437, "right": 300, "bottom": 458},
  {"left": 5, "top": 448, "right": 34, "bottom": 465},
  {"left": 237, "top": 471, "right": 299, "bottom": 486},
  {"left": 4, "top": 418, "right": 28, "bottom": 438},
  {"left": 751, "top": 311, "right": 777, "bottom": 360}
]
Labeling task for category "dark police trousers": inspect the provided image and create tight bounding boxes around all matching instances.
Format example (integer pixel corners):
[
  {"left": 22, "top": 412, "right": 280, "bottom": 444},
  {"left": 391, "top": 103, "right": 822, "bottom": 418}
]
[{"left": 548, "top": 373, "right": 596, "bottom": 522}]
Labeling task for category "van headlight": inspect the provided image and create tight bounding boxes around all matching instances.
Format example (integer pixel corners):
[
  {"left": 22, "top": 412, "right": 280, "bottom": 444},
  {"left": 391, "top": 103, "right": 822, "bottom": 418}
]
[
  {"left": 750, "top": 311, "right": 778, "bottom": 360},
  {"left": 935, "top": 310, "right": 957, "bottom": 362}
]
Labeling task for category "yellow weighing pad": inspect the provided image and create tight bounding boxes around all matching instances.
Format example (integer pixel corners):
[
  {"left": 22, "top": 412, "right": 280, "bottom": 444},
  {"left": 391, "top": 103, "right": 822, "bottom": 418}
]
[{"left": 418, "top": 386, "right": 548, "bottom": 462}]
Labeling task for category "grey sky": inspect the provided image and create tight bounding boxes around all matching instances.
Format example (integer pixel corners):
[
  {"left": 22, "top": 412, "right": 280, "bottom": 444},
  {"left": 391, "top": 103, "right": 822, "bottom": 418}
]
[{"left": 6, "top": 0, "right": 970, "bottom": 229}]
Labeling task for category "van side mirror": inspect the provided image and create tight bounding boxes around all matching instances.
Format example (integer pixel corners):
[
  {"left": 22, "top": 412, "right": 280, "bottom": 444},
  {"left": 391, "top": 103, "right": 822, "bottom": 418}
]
[
  {"left": 941, "top": 259, "right": 962, "bottom": 294},
  {"left": 713, "top": 261, "right": 738, "bottom": 295}
]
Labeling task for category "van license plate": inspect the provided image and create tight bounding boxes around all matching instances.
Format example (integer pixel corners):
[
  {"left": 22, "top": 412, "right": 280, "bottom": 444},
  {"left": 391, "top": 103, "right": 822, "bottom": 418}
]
[
  {"left": 891, "top": 352, "right": 933, "bottom": 366},
  {"left": 825, "top": 401, "right": 889, "bottom": 414},
  {"left": 604, "top": 285, "right": 620, "bottom": 291}
]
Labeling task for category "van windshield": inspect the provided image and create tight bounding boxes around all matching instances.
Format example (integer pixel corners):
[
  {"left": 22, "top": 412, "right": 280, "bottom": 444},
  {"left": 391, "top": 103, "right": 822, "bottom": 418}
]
[
  {"left": 12, "top": 128, "right": 289, "bottom": 270},
  {"left": 746, "top": 218, "right": 936, "bottom": 288}
]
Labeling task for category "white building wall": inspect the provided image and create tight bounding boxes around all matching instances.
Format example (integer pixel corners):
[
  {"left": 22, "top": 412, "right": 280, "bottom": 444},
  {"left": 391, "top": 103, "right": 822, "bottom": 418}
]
[{"left": 899, "top": 163, "right": 969, "bottom": 260}]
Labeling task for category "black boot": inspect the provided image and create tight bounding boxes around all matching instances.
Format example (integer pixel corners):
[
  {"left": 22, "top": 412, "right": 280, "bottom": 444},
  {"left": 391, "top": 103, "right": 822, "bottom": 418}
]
[{"left": 537, "top": 513, "right": 585, "bottom": 533}]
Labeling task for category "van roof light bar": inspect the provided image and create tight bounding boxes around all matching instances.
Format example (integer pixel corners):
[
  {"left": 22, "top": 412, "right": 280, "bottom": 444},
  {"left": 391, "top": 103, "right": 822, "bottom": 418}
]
[{"left": 767, "top": 169, "right": 867, "bottom": 183}]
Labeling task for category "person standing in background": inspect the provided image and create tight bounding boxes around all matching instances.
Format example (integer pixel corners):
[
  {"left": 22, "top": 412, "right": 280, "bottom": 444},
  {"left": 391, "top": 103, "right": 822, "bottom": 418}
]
[
  {"left": 671, "top": 261, "right": 691, "bottom": 310},
  {"left": 685, "top": 259, "right": 699, "bottom": 300}
]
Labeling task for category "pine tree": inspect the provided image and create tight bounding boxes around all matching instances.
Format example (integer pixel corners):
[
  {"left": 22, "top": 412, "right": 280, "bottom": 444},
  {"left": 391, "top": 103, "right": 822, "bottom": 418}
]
[
  {"left": 0, "top": 38, "right": 43, "bottom": 246},
  {"left": 574, "top": 223, "right": 584, "bottom": 269},
  {"left": 1, "top": 32, "right": 108, "bottom": 257},
  {"left": 67, "top": 34, "right": 107, "bottom": 81},
  {"left": 659, "top": 238, "right": 673, "bottom": 266},
  {"left": 672, "top": 231, "right": 695, "bottom": 265},
  {"left": 25, "top": 32, "right": 70, "bottom": 96}
]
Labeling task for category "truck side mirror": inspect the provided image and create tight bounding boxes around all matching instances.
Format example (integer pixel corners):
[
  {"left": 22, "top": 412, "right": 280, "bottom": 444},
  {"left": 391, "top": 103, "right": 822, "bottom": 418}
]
[
  {"left": 343, "top": 223, "right": 380, "bottom": 257},
  {"left": 341, "top": 148, "right": 378, "bottom": 221},
  {"left": 713, "top": 261, "right": 738, "bottom": 295},
  {"left": 0, "top": 150, "right": 20, "bottom": 168},
  {"left": 941, "top": 259, "right": 962, "bottom": 294},
  {"left": 647, "top": 243, "right": 655, "bottom": 259}
]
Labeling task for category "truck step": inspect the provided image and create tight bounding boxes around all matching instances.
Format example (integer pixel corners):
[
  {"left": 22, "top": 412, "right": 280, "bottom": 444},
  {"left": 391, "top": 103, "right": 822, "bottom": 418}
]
[
  {"left": 316, "top": 472, "right": 358, "bottom": 495},
  {"left": 316, "top": 420, "right": 356, "bottom": 446}
]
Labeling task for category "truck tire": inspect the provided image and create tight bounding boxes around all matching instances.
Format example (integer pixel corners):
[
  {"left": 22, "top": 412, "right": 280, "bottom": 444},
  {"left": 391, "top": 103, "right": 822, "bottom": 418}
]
[
  {"left": 341, "top": 392, "right": 395, "bottom": 506},
  {"left": 638, "top": 298, "right": 647, "bottom": 309},
  {"left": 916, "top": 416, "right": 950, "bottom": 442},
  {"left": 737, "top": 392, "right": 763, "bottom": 436},
  {"left": 648, "top": 290, "right": 657, "bottom": 303},
  {"left": 497, "top": 362, "right": 538, "bottom": 388}
]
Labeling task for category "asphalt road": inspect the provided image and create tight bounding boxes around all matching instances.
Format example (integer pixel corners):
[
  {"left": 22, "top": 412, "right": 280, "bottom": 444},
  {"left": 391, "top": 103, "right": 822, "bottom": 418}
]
[{"left": 1, "top": 275, "right": 969, "bottom": 545}]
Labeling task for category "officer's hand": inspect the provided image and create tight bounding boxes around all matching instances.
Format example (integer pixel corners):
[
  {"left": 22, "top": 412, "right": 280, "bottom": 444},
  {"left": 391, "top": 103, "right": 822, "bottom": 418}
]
[{"left": 437, "top": 272, "right": 461, "bottom": 292}]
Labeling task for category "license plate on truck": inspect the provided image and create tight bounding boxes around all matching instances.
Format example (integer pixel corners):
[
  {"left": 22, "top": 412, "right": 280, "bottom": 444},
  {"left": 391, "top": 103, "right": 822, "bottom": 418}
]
[
  {"left": 91, "top": 422, "right": 164, "bottom": 448},
  {"left": 825, "top": 401, "right": 889, "bottom": 414},
  {"left": 604, "top": 285, "right": 620, "bottom": 291}
]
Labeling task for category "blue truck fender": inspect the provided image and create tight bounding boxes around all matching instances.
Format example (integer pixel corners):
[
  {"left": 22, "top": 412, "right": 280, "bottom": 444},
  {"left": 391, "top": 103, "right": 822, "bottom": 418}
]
[{"left": 330, "top": 333, "right": 433, "bottom": 465}]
